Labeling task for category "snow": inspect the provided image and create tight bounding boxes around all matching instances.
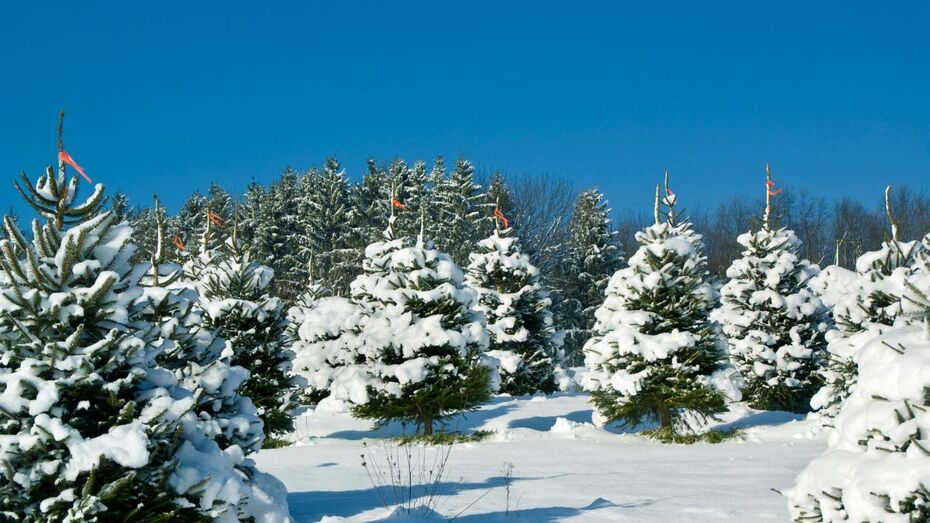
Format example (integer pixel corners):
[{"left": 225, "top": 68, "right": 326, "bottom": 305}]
[
  {"left": 64, "top": 421, "right": 150, "bottom": 481},
  {"left": 786, "top": 325, "right": 930, "bottom": 521},
  {"left": 256, "top": 392, "right": 824, "bottom": 522}
]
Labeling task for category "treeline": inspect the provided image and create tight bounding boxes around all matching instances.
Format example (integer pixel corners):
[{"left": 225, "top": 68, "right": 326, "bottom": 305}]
[{"left": 112, "top": 156, "right": 930, "bottom": 362}]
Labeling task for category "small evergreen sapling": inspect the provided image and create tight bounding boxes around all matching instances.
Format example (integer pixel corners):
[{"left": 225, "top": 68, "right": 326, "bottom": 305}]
[
  {"left": 560, "top": 190, "right": 624, "bottom": 364},
  {"left": 192, "top": 215, "right": 299, "bottom": 441},
  {"left": 711, "top": 165, "right": 829, "bottom": 412},
  {"left": 466, "top": 210, "right": 560, "bottom": 395},
  {"left": 293, "top": 204, "right": 490, "bottom": 435},
  {"left": 583, "top": 173, "right": 726, "bottom": 434}
]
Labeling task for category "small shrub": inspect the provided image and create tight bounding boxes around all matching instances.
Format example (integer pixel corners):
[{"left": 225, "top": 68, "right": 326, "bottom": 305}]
[
  {"left": 394, "top": 430, "right": 494, "bottom": 446},
  {"left": 643, "top": 426, "right": 742, "bottom": 444}
]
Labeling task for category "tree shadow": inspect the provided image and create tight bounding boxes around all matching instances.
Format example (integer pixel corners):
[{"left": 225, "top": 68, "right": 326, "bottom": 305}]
[
  {"left": 286, "top": 474, "right": 535, "bottom": 522},
  {"left": 506, "top": 409, "right": 593, "bottom": 431},
  {"left": 712, "top": 410, "right": 805, "bottom": 432},
  {"left": 325, "top": 404, "right": 520, "bottom": 440}
]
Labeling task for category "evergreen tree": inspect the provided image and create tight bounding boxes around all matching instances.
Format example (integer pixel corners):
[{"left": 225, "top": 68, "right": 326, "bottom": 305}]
[
  {"left": 400, "top": 161, "right": 433, "bottom": 238},
  {"left": 809, "top": 186, "right": 926, "bottom": 419},
  {"left": 192, "top": 221, "right": 299, "bottom": 442},
  {"left": 207, "top": 181, "right": 233, "bottom": 224},
  {"left": 143, "top": 199, "right": 266, "bottom": 456},
  {"left": 0, "top": 155, "right": 258, "bottom": 520},
  {"left": 169, "top": 191, "right": 207, "bottom": 261},
  {"left": 293, "top": 217, "right": 490, "bottom": 435},
  {"left": 582, "top": 176, "right": 726, "bottom": 436},
  {"left": 711, "top": 166, "right": 829, "bottom": 412},
  {"left": 240, "top": 179, "right": 271, "bottom": 256},
  {"left": 485, "top": 173, "right": 513, "bottom": 220},
  {"left": 433, "top": 158, "right": 490, "bottom": 266},
  {"left": 266, "top": 168, "right": 305, "bottom": 298},
  {"left": 303, "top": 158, "right": 357, "bottom": 296},
  {"left": 560, "top": 190, "right": 624, "bottom": 364},
  {"left": 108, "top": 191, "right": 131, "bottom": 222},
  {"left": 786, "top": 319, "right": 930, "bottom": 521},
  {"left": 350, "top": 158, "right": 390, "bottom": 249},
  {"left": 466, "top": 222, "right": 561, "bottom": 395}
]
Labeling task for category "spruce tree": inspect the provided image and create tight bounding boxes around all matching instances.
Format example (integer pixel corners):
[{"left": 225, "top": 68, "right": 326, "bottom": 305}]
[
  {"left": 350, "top": 158, "right": 390, "bottom": 249},
  {"left": 192, "top": 218, "right": 299, "bottom": 442},
  {"left": 142, "top": 199, "right": 267, "bottom": 456},
  {"left": 786, "top": 316, "right": 930, "bottom": 520},
  {"left": 169, "top": 191, "right": 207, "bottom": 261},
  {"left": 809, "top": 186, "right": 926, "bottom": 419},
  {"left": 0, "top": 130, "right": 262, "bottom": 520},
  {"left": 401, "top": 160, "right": 433, "bottom": 238},
  {"left": 711, "top": 165, "right": 829, "bottom": 412},
  {"left": 240, "top": 180, "right": 269, "bottom": 255},
  {"left": 265, "top": 168, "right": 305, "bottom": 299},
  {"left": 561, "top": 190, "right": 624, "bottom": 364},
  {"left": 433, "top": 158, "right": 490, "bottom": 266},
  {"left": 466, "top": 215, "right": 560, "bottom": 395},
  {"left": 302, "top": 159, "right": 358, "bottom": 296},
  {"left": 583, "top": 175, "right": 726, "bottom": 436},
  {"left": 293, "top": 210, "right": 490, "bottom": 435}
]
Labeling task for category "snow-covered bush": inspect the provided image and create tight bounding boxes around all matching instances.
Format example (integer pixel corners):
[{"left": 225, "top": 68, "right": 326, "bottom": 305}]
[
  {"left": 466, "top": 228, "right": 561, "bottom": 395},
  {"left": 809, "top": 235, "right": 926, "bottom": 419},
  {"left": 583, "top": 182, "right": 726, "bottom": 433},
  {"left": 786, "top": 324, "right": 930, "bottom": 521},
  {"left": 712, "top": 196, "right": 829, "bottom": 412},
  {"left": 291, "top": 296, "right": 369, "bottom": 406},
  {"left": 292, "top": 232, "right": 490, "bottom": 435}
]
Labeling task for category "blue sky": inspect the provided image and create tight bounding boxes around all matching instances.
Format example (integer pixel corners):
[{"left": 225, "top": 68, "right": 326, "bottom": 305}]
[{"left": 1, "top": 1, "right": 928, "bottom": 219}]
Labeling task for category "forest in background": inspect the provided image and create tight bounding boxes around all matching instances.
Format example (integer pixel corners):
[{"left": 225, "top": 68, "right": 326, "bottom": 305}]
[{"left": 87, "top": 156, "right": 930, "bottom": 363}]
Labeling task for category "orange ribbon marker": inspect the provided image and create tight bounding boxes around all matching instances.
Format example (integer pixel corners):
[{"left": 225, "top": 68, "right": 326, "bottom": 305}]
[
  {"left": 767, "top": 179, "right": 782, "bottom": 196},
  {"left": 58, "top": 150, "right": 92, "bottom": 183},
  {"left": 493, "top": 206, "right": 509, "bottom": 228},
  {"left": 391, "top": 198, "right": 406, "bottom": 210},
  {"left": 207, "top": 211, "right": 225, "bottom": 228}
]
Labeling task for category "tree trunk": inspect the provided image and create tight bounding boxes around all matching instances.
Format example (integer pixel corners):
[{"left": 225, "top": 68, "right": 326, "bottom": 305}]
[
  {"left": 657, "top": 402, "right": 671, "bottom": 428},
  {"left": 422, "top": 413, "right": 433, "bottom": 435}
]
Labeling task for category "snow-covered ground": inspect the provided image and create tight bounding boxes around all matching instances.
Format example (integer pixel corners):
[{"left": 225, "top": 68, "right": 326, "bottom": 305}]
[{"left": 255, "top": 393, "right": 825, "bottom": 522}]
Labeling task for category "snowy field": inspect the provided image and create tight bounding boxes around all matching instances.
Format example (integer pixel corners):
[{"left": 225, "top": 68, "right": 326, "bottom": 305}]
[{"left": 255, "top": 393, "right": 825, "bottom": 522}]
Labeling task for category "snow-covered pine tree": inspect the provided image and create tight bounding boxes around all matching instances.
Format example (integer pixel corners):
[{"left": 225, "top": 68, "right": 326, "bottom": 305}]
[
  {"left": 350, "top": 158, "right": 390, "bottom": 248},
  {"left": 108, "top": 191, "right": 131, "bottom": 222},
  {"left": 299, "top": 158, "right": 356, "bottom": 296},
  {"left": 561, "top": 189, "right": 624, "bottom": 364},
  {"left": 169, "top": 191, "right": 207, "bottom": 261},
  {"left": 786, "top": 276, "right": 930, "bottom": 520},
  {"left": 265, "top": 167, "right": 305, "bottom": 299},
  {"left": 582, "top": 174, "right": 726, "bottom": 436},
  {"left": 466, "top": 212, "right": 561, "bottom": 395},
  {"left": 193, "top": 217, "right": 299, "bottom": 443},
  {"left": 433, "top": 158, "right": 490, "bottom": 266},
  {"left": 145, "top": 201, "right": 294, "bottom": 522},
  {"left": 400, "top": 160, "right": 432, "bottom": 238},
  {"left": 240, "top": 179, "right": 272, "bottom": 258},
  {"left": 711, "top": 165, "right": 829, "bottom": 412},
  {"left": 142, "top": 199, "right": 266, "bottom": 455},
  {"left": 207, "top": 182, "right": 233, "bottom": 225},
  {"left": 809, "top": 186, "right": 926, "bottom": 419},
  {"left": 482, "top": 173, "right": 513, "bottom": 238},
  {"left": 0, "top": 137, "right": 261, "bottom": 520},
  {"left": 295, "top": 206, "right": 490, "bottom": 434}
]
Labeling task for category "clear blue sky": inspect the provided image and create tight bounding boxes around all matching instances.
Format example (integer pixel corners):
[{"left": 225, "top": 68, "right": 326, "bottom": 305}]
[{"left": 1, "top": 1, "right": 928, "bottom": 219}]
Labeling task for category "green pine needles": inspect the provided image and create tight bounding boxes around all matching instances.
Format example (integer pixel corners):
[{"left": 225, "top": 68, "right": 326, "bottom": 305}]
[{"left": 583, "top": 175, "right": 726, "bottom": 434}]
